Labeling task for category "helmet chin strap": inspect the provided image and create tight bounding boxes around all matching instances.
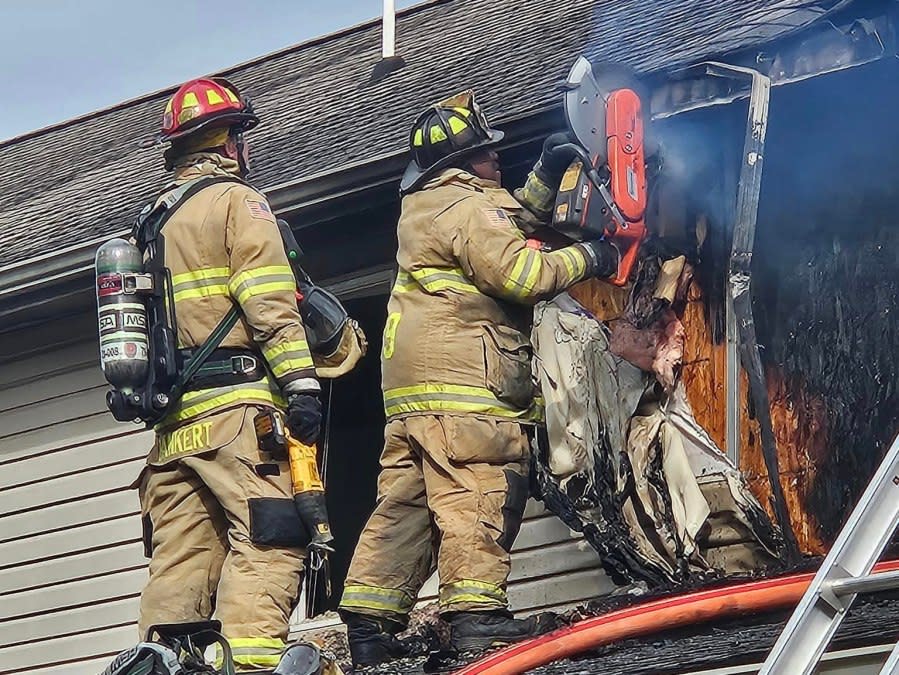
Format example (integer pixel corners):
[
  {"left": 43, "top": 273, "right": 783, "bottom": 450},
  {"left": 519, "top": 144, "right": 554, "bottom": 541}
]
[{"left": 233, "top": 129, "right": 250, "bottom": 178}]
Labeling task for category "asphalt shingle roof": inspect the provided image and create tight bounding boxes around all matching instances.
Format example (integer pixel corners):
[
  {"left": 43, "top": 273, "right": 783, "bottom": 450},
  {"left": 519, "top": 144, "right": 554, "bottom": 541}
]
[{"left": 0, "top": 0, "right": 851, "bottom": 267}]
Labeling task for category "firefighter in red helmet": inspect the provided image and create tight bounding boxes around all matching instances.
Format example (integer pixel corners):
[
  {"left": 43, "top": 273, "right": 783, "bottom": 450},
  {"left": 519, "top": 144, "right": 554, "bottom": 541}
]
[
  {"left": 134, "top": 77, "right": 323, "bottom": 672},
  {"left": 158, "top": 77, "right": 259, "bottom": 172}
]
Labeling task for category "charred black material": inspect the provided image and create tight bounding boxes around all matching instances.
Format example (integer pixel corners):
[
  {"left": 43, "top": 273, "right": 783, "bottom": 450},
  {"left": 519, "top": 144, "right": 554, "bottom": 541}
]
[
  {"left": 528, "top": 594, "right": 899, "bottom": 674},
  {"left": 754, "top": 58, "right": 899, "bottom": 544},
  {"left": 531, "top": 429, "right": 672, "bottom": 587}
]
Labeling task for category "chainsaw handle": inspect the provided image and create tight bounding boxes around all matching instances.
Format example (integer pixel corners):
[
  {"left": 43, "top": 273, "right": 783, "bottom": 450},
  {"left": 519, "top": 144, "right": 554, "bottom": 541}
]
[
  {"left": 556, "top": 142, "right": 592, "bottom": 170},
  {"left": 555, "top": 143, "right": 627, "bottom": 228}
]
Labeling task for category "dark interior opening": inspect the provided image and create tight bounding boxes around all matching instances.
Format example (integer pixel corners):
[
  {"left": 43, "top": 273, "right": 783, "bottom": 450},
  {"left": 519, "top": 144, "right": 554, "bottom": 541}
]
[
  {"left": 753, "top": 58, "right": 899, "bottom": 541},
  {"left": 314, "top": 292, "right": 389, "bottom": 612}
]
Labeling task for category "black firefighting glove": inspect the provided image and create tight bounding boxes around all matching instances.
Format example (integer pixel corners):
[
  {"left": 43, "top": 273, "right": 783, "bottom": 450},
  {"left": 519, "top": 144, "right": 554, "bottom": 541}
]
[
  {"left": 577, "top": 240, "right": 620, "bottom": 279},
  {"left": 534, "top": 132, "right": 580, "bottom": 185},
  {"left": 286, "top": 394, "right": 322, "bottom": 445}
]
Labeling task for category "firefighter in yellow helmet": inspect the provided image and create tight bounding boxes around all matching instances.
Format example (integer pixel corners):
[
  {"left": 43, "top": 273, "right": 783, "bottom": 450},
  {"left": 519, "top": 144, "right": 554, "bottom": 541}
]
[
  {"left": 338, "top": 91, "right": 619, "bottom": 666},
  {"left": 134, "top": 77, "right": 324, "bottom": 672}
]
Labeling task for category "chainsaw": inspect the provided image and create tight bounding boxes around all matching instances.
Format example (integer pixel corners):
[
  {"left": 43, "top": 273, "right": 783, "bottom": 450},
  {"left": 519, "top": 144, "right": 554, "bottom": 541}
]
[{"left": 551, "top": 57, "right": 655, "bottom": 286}]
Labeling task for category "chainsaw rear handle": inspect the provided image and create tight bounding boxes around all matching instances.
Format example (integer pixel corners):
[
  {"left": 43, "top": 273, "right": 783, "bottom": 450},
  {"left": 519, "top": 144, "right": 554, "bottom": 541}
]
[
  {"left": 554, "top": 143, "right": 627, "bottom": 229},
  {"left": 554, "top": 142, "right": 640, "bottom": 286}
]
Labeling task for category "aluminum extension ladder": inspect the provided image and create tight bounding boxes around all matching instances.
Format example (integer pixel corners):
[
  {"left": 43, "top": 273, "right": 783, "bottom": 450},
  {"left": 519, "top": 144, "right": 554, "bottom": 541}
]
[{"left": 760, "top": 432, "right": 899, "bottom": 674}]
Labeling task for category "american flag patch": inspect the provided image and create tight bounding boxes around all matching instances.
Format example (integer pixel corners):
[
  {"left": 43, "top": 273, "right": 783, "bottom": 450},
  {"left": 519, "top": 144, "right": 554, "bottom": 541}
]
[
  {"left": 482, "top": 208, "right": 510, "bottom": 227},
  {"left": 245, "top": 199, "right": 275, "bottom": 221}
]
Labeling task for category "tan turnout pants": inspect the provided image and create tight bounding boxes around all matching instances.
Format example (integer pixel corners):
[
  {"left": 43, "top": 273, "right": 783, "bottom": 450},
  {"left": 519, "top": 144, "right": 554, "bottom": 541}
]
[
  {"left": 137, "top": 405, "right": 305, "bottom": 671},
  {"left": 340, "top": 414, "right": 530, "bottom": 623}
]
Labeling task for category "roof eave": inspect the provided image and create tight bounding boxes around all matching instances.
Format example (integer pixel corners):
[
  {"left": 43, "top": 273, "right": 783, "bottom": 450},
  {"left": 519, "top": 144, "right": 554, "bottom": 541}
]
[{"left": 0, "top": 106, "right": 562, "bottom": 314}]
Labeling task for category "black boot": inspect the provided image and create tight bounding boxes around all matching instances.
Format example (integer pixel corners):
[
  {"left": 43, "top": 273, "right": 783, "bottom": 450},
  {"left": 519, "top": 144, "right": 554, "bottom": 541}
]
[
  {"left": 340, "top": 611, "right": 411, "bottom": 668},
  {"left": 447, "top": 610, "right": 561, "bottom": 652}
]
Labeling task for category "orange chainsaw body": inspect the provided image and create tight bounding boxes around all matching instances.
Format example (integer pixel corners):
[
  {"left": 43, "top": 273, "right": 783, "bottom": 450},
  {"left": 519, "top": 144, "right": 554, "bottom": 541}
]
[
  {"left": 553, "top": 58, "right": 650, "bottom": 287},
  {"left": 605, "top": 88, "right": 647, "bottom": 286}
]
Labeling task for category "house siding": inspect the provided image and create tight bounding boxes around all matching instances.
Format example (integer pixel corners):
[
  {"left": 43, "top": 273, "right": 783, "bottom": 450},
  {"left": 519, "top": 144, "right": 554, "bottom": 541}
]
[{"left": 0, "top": 332, "right": 610, "bottom": 674}]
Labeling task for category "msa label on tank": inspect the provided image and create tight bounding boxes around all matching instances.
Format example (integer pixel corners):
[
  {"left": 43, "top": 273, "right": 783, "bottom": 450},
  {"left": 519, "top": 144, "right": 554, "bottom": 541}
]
[
  {"left": 123, "top": 312, "right": 147, "bottom": 329},
  {"left": 98, "top": 314, "right": 117, "bottom": 332},
  {"left": 101, "top": 341, "right": 148, "bottom": 363},
  {"left": 98, "top": 307, "right": 147, "bottom": 334}
]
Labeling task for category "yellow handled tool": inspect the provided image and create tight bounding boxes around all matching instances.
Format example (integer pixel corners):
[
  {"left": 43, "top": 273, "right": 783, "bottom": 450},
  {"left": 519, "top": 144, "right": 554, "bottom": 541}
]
[
  {"left": 287, "top": 436, "right": 325, "bottom": 493},
  {"left": 254, "top": 410, "right": 334, "bottom": 550}
]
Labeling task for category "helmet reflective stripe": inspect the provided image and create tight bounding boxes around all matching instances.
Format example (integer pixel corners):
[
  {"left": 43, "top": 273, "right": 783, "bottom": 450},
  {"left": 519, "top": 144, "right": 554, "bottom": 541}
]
[
  {"left": 447, "top": 116, "right": 468, "bottom": 134},
  {"left": 400, "top": 89, "right": 504, "bottom": 194},
  {"left": 430, "top": 124, "right": 448, "bottom": 143},
  {"left": 411, "top": 107, "right": 482, "bottom": 168},
  {"left": 206, "top": 88, "right": 225, "bottom": 105},
  {"left": 156, "top": 76, "right": 259, "bottom": 144}
]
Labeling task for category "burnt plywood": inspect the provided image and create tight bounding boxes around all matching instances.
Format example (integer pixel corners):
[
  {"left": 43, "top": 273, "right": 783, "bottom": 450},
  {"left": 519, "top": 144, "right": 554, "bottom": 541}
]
[{"left": 679, "top": 287, "right": 829, "bottom": 554}]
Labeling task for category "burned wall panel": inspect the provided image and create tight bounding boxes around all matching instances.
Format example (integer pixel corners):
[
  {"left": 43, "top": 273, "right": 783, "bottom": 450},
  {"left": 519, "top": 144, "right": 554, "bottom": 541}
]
[
  {"left": 753, "top": 58, "right": 899, "bottom": 544},
  {"left": 572, "top": 60, "right": 898, "bottom": 556}
]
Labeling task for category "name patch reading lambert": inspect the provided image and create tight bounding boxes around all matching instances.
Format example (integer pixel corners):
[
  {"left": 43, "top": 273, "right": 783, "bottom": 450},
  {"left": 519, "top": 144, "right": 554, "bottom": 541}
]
[{"left": 158, "top": 420, "right": 214, "bottom": 461}]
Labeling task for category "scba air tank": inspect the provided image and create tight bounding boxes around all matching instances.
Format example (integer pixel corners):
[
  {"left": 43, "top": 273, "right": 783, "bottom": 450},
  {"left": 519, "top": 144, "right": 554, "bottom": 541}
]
[{"left": 95, "top": 238, "right": 149, "bottom": 390}]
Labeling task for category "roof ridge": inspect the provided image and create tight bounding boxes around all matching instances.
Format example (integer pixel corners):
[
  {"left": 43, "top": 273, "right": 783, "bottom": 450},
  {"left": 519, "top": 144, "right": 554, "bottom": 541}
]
[{"left": 0, "top": 0, "right": 450, "bottom": 150}]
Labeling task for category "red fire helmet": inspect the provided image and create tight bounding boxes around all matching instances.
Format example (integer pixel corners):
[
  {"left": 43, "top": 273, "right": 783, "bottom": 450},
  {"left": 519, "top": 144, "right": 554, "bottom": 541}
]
[{"left": 158, "top": 77, "right": 259, "bottom": 143}]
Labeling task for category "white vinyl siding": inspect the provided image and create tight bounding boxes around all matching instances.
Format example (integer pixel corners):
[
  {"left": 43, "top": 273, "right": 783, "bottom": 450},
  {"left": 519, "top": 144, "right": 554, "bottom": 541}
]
[
  {"left": 0, "top": 340, "right": 149, "bottom": 675},
  {"left": 0, "top": 335, "right": 610, "bottom": 674}
]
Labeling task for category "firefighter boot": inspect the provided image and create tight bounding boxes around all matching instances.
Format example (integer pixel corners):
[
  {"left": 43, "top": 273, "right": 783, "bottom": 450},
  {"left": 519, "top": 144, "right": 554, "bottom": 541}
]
[
  {"left": 340, "top": 612, "right": 411, "bottom": 668},
  {"left": 447, "top": 610, "right": 562, "bottom": 652}
]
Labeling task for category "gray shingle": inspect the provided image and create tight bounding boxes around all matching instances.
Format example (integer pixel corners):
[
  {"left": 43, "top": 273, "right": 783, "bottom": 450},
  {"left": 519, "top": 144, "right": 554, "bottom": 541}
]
[{"left": 0, "top": 0, "right": 849, "bottom": 267}]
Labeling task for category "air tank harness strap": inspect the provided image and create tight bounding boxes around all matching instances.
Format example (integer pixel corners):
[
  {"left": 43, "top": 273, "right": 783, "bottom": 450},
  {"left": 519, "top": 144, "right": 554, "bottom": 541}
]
[
  {"left": 134, "top": 175, "right": 247, "bottom": 247},
  {"left": 179, "top": 348, "right": 265, "bottom": 392},
  {"left": 133, "top": 174, "right": 248, "bottom": 426},
  {"left": 161, "top": 306, "right": 241, "bottom": 415}
]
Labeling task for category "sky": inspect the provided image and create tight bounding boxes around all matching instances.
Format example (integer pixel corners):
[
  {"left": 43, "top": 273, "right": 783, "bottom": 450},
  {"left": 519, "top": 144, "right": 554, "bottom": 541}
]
[{"left": 0, "top": 0, "right": 417, "bottom": 142}]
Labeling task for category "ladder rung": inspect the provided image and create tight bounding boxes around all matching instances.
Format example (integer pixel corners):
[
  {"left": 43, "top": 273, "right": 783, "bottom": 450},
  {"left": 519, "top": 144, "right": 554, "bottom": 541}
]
[{"left": 829, "top": 569, "right": 899, "bottom": 597}]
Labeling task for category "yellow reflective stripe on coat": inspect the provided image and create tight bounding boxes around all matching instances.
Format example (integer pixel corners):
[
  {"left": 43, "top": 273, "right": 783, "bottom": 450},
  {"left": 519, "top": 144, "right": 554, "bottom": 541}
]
[
  {"left": 394, "top": 267, "right": 480, "bottom": 295},
  {"left": 383, "top": 383, "right": 535, "bottom": 419},
  {"left": 551, "top": 246, "right": 588, "bottom": 280},
  {"left": 341, "top": 584, "right": 416, "bottom": 615},
  {"left": 217, "top": 637, "right": 285, "bottom": 669},
  {"left": 164, "top": 380, "right": 285, "bottom": 424},
  {"left": 171, "top": 266, "right": 230, "bottom": 302},
  {"left": 229, "top": 265, "right": 296, "bottom": 304},
  {"left": 502, "top": 248, "right": 543, "bottom": 298},
  {"left": 262, "top": 339, "right": 314, "bottom": 377},
  {"left": 392, "top": 270, "right": 417, "bottom": 293},
  {"left": 440, "top": 579, "right": 507, "bottom": 608}
]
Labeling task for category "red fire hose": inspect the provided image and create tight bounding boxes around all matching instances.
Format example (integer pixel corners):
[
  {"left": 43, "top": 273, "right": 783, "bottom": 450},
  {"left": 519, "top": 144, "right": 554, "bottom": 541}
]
[{"left": 454, "top": 559, "right": 899, "bottom": 675}]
